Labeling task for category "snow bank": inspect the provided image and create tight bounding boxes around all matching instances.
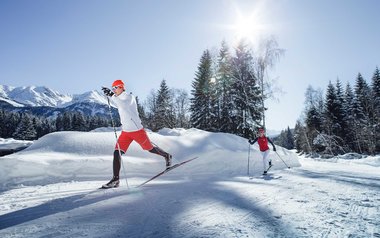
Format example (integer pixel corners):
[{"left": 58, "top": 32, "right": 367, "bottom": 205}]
[
  {"left": 338, "top": 155, "right": 380, "bottom": 167},
  {"left": 0, "top": 128, "right": 301, "bottom": 190},
  {"left": 301, "top": 152, "right": 380, "bottom": 167},
  {"left": 0, "top": 138, "right": 33, "bottom": 150},
  {"left": 0, "top": 138, "right": 33, "bottom": 156},
  {"left": 157, "top": 127, "right": 188, "bottom": 136}
]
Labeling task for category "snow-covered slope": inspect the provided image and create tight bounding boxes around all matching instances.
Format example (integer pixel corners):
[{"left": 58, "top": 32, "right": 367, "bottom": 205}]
[
  {"left": 0, "top": 85, "right": 25, "bottom": 107},
  {"left": 0, "top": 85, "right": 15, "bottom": 97},
  {"left": 0, "top": 128, "right": 300, "bottom": 188},
  {"left": 0, "top": 97, "right": 25, "bottom": 107},
  {"left": 0, "top": 129, "right": 379, "bottom": 237}
]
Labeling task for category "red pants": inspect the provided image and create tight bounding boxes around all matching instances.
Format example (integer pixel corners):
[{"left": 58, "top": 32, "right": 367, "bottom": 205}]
[{"left": 115, "top": 129, "right": 154, "bottom": 153}]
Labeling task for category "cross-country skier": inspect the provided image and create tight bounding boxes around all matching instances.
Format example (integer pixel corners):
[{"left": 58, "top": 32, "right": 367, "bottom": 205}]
[
  {"left": 248, "top": 128, "right": 276, "bottom": 175},
  {"left": 101, "top": 79, "right": 172, "bottom": 188}
]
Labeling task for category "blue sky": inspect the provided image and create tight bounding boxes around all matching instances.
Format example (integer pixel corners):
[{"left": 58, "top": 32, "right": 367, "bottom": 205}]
[{"left": 1, "top": 0, "right": 379, "bottom": 131}]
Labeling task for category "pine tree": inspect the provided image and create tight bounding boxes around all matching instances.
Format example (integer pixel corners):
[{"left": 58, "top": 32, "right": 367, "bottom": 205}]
[
  {"left": 229, "top": 40, "right": 262, "bottom": 138},
  {"left": 342, "top": 83, "right": 357, "bottom": 152},
  {"left": 274, "top": 126, "right": 295, "bottom": 150},
  {"left": 372, "top": 67, "right": 380, "bottom": 106},
  {"left": 40, "top": 118, "right": 54, "bottom": 136},
  {"left": 324, "top": 81, "right": 339, "bottom": 135},
  {"left": 371, "top": 67, "right": 380, "bottom": 152},
  {"left": 136, "top": 96, "right": 147, "bottom": 127},
  {"left": 72, "top": 112, "right": 86, "bottom": 131},
  {"left": 0, "top": 109, "right": 4, "bottom": 138},
  {"left": 216, "top": 40, "right": 233, "bottom": 133},
  {"left": 13, "top": 113, "right": 37, "bottom": 140},
  {"left": 55, "top": 113, "right": 64, "bottom": 131},
  {"left": 286, "top": 126, "right": 295, "bottom": 149},
  {"left": 323, "top": 80, "right": 345, "bottom": 154},
  {"left": 33, "top": 117, "right": 42, "bottom": 138},
  {"left": 1, "top": 111, "right": 20, "bottom": 138},
  {"left": 335, "top": 79, "right": 346, "bottom": 139},
  {"left": 62, "top": 112, "right": 72, "bottom": 131},
  {"left": 355, "top": 73, "right": 372, "bottom": 119},
  {"left": 353, "top": 73, "right": 375, "bottom": 154},
  {"left": 153, "top": 80, "right": 175, "bottom": 131},
  {"left": 190, "top": 50, "right": 213, "bottom": 130}
]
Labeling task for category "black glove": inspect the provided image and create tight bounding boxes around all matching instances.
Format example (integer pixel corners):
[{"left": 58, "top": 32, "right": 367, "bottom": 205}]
[
  {"left": 248, "top": 139, "right": 254, "bottom": 145},
  {"left": 101, "top": 87, "right": 114, "bottom": 97}
]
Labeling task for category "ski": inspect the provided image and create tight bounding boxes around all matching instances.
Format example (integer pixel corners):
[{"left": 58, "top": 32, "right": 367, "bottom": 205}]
[
  {"left": 99, "top": 184, "right": 119, "bottom": 189},
  {"left": 249, "top": 164, "right": 274, "bottom": 179},
  {"left": 136, "top": 156, "right": 199, "bottom": 188}
]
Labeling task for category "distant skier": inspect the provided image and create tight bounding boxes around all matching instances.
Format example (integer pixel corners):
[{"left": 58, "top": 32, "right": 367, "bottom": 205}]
[
  {"left": 248, "top": 128, "right": 276, "bottom": 175},
  {"left": 101, "top": 79, "right": 172, "bottom": 188}
]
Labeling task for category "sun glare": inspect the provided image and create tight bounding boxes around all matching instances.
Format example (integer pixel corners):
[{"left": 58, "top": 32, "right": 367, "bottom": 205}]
[
  {"left": 225, "top": 1, "right": 270, "bottom": 44},
  {"left": 235, "top": 15, "right": 257, "bottom": 41}
]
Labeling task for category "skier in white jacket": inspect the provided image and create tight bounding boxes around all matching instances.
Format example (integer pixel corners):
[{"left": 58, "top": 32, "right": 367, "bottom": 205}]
[{"left": 101, "top": 79, "right": 172, "bottom": 188}]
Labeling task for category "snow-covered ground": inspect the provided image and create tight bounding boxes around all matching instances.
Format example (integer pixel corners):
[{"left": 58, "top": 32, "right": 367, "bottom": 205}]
[
  {"left": 0, "top": 138, "right": 33, "bottom": 157},
  {"left": 0, "top": 138, "right": 33, "bottom": 151},
  {"left": 0, "top": 129, "right": 379, "bottom": 237}
]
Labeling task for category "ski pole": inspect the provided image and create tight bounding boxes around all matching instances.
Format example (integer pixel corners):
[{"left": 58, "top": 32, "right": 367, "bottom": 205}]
[
  {"left": 247, "top": 143, "right": 251, "bottom": 176},
  {"left": 275, "top": 151, "right": 290, "bottom": 169},
  {"left": 106, "top": 96, "right": 130, "bottom": 189}
]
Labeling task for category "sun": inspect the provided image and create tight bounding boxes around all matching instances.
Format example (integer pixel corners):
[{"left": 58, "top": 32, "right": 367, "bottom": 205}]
[
  {"left": 225, "top": 1, "right": 271, "bottom": 44},
  {"left": 233, "top": 12, "right": 266, "bottom": 43},
  {"left": 235, "top": 15, "right": 256, "bottom": 41}
]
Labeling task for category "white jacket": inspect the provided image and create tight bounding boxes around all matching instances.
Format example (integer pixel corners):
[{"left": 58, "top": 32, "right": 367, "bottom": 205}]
[{"left": 110, "top": 91, "right": 143, "bottom": 132}]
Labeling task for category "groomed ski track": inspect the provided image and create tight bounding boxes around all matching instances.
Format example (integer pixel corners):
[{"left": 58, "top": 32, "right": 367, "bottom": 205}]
[{"left": 0, "top": 156, "right": 379, "bottom": 237}]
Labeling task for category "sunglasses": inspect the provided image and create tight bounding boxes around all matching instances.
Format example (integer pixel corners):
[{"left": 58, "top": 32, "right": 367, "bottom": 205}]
[{"left": 112, "top": 86, "right": 121, "bottom": 91}]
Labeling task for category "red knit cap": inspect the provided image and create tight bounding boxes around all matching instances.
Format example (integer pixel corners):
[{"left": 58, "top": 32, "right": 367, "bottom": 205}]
[{"left": 112, "top": 79, "right": 125, "bottom": 89}]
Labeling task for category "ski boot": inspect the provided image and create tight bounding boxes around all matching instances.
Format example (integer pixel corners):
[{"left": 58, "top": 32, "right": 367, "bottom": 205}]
[
  {"left": 165, "top": 153, "right": 172, "bottom": 168},
  {"left": 102, "top": 176, "right": 120, "bottom": 189}
]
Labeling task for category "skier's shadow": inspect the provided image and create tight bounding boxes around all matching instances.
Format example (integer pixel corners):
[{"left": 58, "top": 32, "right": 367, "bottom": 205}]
[
  {"left": 0, "top": 178, "right": 300, "bottom": 237},
  {"left": 0, "top": 188, "right": 128, "bottom": 230}
]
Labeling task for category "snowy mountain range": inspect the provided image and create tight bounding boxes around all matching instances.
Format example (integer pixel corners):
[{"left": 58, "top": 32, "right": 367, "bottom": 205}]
[
  {"left": 0, "top": 85, "right": 113, "bottom": 117},
  {"left": 0, "top": 85, "right": 108, "bottom": 107}
]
